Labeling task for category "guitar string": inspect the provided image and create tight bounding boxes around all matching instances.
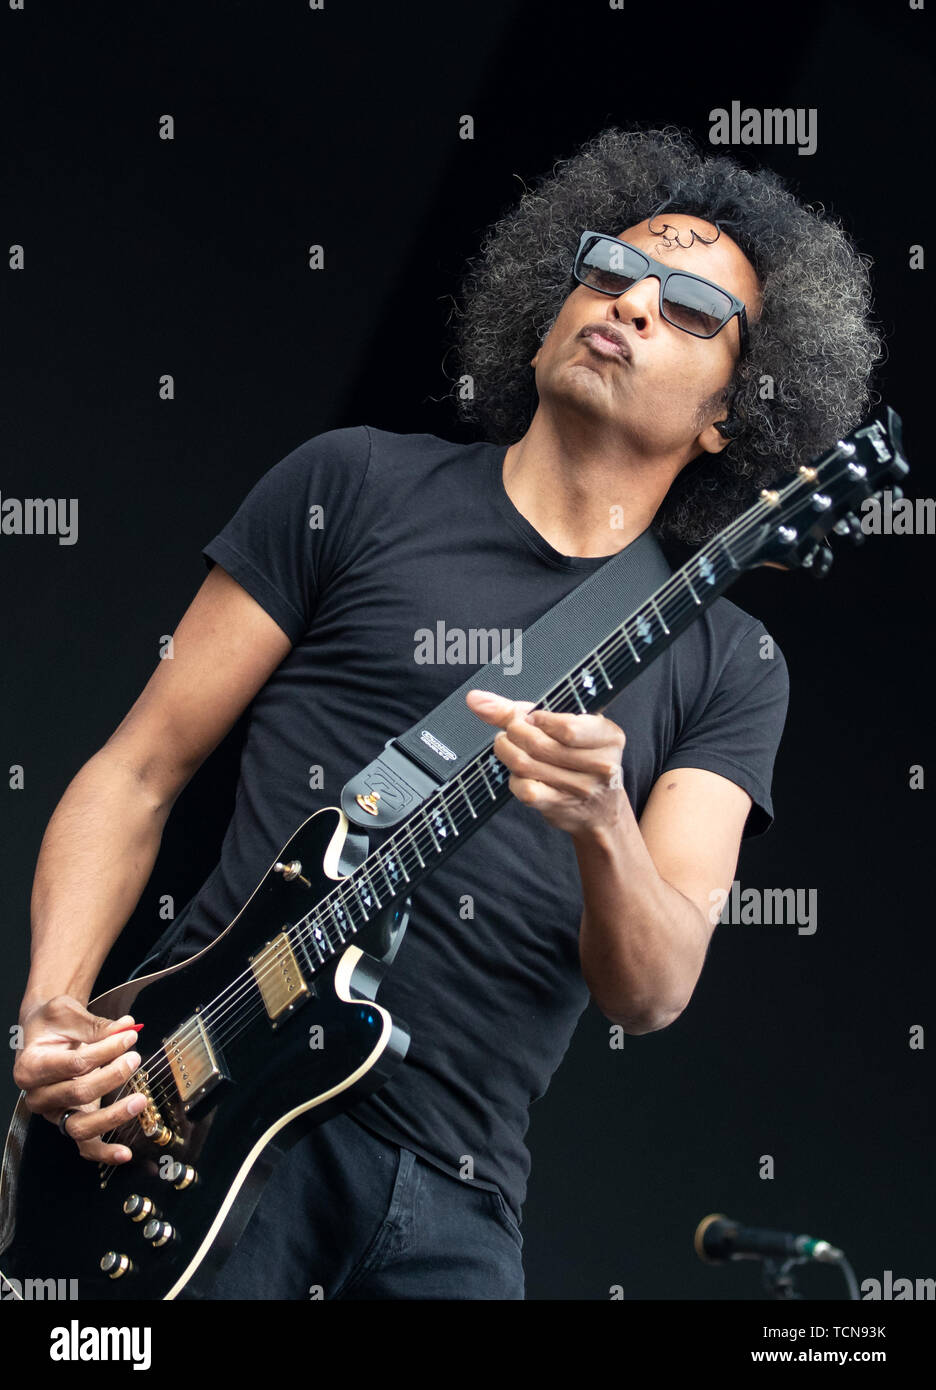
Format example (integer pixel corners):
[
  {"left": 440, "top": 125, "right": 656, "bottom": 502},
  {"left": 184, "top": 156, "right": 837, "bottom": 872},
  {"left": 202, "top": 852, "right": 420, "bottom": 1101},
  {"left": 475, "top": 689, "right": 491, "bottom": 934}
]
[{"left": 97, "top": 448, "right": 876, "bottom": 1148}]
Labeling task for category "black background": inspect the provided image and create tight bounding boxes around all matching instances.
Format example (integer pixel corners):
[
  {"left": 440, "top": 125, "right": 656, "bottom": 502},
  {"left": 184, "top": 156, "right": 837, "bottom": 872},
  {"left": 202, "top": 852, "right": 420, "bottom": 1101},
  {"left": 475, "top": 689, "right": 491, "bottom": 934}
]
[{"left": 1, "top": 0, "right": 933, "bottom": 1304}]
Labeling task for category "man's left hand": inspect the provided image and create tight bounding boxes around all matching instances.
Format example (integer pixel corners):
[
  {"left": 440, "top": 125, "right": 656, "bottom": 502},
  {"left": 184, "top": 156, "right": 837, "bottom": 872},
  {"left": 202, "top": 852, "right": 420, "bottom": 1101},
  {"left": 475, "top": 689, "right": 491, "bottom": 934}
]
[{"left": 465, "top": 689, "right": 627, "bottom": 839}]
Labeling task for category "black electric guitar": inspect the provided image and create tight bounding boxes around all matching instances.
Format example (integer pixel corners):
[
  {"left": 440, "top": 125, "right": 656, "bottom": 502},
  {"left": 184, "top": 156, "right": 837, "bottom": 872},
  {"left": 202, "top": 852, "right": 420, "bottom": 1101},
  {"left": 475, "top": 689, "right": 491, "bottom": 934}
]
[{"left": 0, "top": 409, "right": 908, "bottom": 1300}]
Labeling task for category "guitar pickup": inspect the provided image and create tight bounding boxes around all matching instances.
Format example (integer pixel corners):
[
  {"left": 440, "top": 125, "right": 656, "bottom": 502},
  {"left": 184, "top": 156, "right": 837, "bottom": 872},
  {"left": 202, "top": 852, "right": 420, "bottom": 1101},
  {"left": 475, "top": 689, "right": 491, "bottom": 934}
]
[
  {"left": 164, "top": 1011, "right": 226, "bottom": 1113},
  {"left": 248, "top": 931, "right": 310, "bottom": 1027}
]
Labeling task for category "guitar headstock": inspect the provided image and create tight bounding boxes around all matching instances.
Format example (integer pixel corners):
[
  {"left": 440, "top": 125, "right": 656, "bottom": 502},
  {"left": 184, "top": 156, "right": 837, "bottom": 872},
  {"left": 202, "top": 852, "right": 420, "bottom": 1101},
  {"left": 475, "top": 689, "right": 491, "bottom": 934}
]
[{"left": 740, "top": 406, "right": 909, "bottom": 578}]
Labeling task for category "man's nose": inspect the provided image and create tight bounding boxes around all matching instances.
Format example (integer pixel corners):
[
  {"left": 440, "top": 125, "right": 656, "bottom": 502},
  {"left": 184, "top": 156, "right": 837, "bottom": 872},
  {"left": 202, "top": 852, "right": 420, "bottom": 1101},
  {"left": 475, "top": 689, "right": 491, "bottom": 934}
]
[{"left": 607, "top": 275, "right": 660, "bottom": 334}]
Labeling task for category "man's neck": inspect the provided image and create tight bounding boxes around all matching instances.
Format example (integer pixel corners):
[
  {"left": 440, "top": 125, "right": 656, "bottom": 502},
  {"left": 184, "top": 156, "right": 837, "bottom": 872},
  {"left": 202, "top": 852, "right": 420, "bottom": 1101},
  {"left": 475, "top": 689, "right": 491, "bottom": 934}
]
[{"left": 501, "top": 406, "right": 687, "bottom": 558}]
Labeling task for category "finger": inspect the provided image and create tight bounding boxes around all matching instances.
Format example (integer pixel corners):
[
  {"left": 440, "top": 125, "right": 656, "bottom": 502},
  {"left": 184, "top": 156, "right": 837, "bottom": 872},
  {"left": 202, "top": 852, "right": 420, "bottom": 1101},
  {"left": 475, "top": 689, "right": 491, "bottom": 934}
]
[
  {"left": 494, "top": 718, "right": 625, "bottom": 776},
  {"left": 15, "top": 1026, "right": 142, "bottom": 1091},
  {"left": 508, "top": 774, "right": 568, "bottom": 808},
  {"left": 26, "top": 1048, "right": 142, "bottom": 1115},
  {"left": 64, "top": 1091, "right": 148, "bottom": 1150},
  {"left": 498, "top": 745, "right": 597, "bottom": 799},
  {"left": 75, "top": 1134, "right": 137, "bottom": 1165},
  {"left": 465, "top": 690, "right": 537, "bottom": 729},
  {"left": 527, "top": 708, "right": 626, "bottom": 750},
  {"left": 494, "top": 730, "right": 623, "bottom": 791}
]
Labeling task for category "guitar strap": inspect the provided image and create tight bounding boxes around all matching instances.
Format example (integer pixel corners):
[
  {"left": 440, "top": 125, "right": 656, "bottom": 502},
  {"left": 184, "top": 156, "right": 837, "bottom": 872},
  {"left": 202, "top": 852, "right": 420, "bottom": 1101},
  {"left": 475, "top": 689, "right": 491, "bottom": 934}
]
[{"left": 340, "top": 524, "right": 673, "bottom": 831}]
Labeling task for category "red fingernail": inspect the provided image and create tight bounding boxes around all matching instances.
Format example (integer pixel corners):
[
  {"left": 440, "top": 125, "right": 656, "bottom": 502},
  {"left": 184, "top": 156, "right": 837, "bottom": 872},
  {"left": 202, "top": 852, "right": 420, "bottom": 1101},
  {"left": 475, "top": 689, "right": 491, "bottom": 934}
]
[{"left": 107, "top": 1023, "right": 144, "bottom": 1036}]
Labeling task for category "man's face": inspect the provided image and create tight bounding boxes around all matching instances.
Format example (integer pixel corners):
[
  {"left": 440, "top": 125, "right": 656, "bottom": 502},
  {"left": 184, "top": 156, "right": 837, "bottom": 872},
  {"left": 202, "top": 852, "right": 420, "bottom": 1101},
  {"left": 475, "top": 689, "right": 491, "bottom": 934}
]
[{"left": 531, "top": 212, "right": 762, "bottom": 462}]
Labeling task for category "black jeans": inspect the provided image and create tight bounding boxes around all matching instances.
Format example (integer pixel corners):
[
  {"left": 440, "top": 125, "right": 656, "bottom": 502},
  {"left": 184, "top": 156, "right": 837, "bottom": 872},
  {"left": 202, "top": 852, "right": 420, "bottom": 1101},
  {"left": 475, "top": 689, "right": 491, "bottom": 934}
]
[{"left": 197, "top": 1111, "right": 525, "bottom": 1300}]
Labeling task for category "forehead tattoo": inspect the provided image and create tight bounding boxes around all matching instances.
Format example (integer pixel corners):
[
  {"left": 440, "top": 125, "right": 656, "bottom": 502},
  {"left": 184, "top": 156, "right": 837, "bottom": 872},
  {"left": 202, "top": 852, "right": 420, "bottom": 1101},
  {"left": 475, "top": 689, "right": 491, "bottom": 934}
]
[{"left": 647, "top": 212, "right": 722, "bottom": 253}]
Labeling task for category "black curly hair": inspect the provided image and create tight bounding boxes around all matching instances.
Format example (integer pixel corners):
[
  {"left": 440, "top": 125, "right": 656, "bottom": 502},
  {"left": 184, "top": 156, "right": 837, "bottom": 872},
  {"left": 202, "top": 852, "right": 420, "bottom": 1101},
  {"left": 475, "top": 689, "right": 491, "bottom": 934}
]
[{"left": 447, "top": 125, "right": 884, "bottom": 545}]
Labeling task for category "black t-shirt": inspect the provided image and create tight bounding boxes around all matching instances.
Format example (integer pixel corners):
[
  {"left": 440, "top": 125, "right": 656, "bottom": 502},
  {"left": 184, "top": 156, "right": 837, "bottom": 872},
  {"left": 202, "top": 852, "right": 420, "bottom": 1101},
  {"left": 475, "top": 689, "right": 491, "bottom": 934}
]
[{"left": 159, "top": 425, "right": 789, "bottom": 1220}]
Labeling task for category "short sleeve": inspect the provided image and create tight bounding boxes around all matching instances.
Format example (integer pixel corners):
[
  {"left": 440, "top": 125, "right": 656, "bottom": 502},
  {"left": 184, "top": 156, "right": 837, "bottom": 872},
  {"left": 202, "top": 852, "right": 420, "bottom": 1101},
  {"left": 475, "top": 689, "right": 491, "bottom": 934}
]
[
  {"left": 660, "top": 623, "right": 790, "bottom": 838},
  {"left": 202, "top": 426, "right": 372, "bottom": 644}
]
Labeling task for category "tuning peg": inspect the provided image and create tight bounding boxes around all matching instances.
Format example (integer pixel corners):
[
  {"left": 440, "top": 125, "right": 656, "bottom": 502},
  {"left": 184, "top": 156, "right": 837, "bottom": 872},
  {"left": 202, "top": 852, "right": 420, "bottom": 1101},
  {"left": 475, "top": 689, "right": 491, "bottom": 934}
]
[
  {"left": 846, "top": 512, "right": 865, "bottom": 544},
  {"left": 833, "top": 513, "right": 865, "bottom": 544},
  {"left": 810, "top": 544, "right": 834, "bottom": 578}
]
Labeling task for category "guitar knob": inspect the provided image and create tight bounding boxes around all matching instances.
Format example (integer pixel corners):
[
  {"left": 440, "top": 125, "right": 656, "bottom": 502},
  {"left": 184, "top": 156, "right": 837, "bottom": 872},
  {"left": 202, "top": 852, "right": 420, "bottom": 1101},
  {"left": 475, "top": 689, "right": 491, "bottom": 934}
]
[
  {"left": 161, "top": 1160, "right": 197, "bottom": 1190},
  {"left": 143, "top": 1122, "right": 175, "bottom": 1147},
  {"left": 100, "top": 1251, "right": 132, "bottom": 1279},
  {"left": 142, "top": 1219, "right": 175, "bottom": 1247},
  {"left": 122, "top": 1194, "right": 155, "bottom": 1222}
]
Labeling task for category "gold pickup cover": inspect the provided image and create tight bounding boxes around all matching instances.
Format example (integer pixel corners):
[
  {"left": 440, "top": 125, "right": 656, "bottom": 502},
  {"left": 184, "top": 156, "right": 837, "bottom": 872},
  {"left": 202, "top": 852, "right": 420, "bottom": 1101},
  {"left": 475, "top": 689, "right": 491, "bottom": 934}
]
[
  {"left": 165, "top": 1012, "right": 222, "bottom": 1110},
  {"left": 248, "top": 931, "right": 310, "bottom": 1024}
]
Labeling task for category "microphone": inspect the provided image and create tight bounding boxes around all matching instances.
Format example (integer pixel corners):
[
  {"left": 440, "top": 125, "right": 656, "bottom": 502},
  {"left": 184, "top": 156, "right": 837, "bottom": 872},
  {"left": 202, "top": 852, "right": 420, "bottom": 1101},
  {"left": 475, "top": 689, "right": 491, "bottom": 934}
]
[{"left": 695, "top": 1213, "right": 844, "bottom": 1265}]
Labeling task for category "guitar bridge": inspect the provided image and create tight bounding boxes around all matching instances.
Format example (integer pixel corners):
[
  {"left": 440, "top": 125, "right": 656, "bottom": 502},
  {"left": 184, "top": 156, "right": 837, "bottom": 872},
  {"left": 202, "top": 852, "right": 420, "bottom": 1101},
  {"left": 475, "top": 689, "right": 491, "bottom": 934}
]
[{"left": 127, "top": 1071, "right": 180, "bottom": 1147}]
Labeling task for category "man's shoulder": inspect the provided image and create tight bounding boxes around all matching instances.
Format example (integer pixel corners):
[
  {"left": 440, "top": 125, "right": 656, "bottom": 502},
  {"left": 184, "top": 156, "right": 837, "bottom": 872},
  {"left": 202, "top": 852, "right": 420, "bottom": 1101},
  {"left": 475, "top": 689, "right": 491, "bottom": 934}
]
[
  {"left": 286, "top": 423, "right": 490, "bottom": 487},
  {"left": 359, "top": 424, "right": 492, "bottom": 470},
  {"left": 674, "top": 591, "right": 787, "bottom": 680}
]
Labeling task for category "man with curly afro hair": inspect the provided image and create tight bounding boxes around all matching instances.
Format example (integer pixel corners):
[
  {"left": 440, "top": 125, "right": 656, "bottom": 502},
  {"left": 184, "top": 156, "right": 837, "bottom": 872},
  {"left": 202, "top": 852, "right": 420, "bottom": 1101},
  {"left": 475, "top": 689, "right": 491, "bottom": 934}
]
[{"left": 14, "top": 125, "right": 881, "bottom": 1301}]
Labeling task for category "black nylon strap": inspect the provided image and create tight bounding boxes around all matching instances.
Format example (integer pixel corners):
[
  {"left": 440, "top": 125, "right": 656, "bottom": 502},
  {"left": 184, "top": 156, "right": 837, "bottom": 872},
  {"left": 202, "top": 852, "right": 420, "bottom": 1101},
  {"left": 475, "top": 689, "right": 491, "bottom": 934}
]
[{"left": 341, "top": 525, "right": 672, "bottom": 830}]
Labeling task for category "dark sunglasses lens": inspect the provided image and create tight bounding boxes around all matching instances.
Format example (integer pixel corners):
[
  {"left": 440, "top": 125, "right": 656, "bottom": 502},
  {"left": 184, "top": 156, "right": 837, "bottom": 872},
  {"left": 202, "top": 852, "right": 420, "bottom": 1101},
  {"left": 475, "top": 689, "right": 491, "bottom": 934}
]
[
  {"left": 577, "top": 238, "right": 647, "bottom": 293},
  {"left": 661, "top": 274, "right": 731, "bottom": 337}
]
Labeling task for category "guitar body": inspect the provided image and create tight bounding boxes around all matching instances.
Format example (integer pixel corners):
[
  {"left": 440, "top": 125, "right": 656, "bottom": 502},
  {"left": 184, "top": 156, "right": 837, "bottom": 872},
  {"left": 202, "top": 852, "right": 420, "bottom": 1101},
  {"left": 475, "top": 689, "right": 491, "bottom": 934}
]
[{"left": 0, "top": 807, "right": 410, "bottom": 1300}]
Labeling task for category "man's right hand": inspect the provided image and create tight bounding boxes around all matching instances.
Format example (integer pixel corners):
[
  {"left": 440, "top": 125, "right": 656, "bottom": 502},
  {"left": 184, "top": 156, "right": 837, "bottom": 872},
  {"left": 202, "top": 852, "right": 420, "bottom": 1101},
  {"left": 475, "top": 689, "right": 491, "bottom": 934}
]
[{"left": 13, "top": 996, "right": 148, "bottom": 1164}]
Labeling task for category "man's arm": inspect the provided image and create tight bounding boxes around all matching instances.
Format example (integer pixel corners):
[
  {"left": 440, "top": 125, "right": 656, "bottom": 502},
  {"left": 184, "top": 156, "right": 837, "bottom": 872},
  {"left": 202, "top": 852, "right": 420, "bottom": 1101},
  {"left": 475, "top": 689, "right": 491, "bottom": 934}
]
[
  {"left": 575, "top": 765, "right": 750, "bottom": 1032},
  {"left": 14, "top": 562, "right": 292, "bottom": 1162},
  {"left": 464, "top": 690, "right": 750, "bottom": 1034}
]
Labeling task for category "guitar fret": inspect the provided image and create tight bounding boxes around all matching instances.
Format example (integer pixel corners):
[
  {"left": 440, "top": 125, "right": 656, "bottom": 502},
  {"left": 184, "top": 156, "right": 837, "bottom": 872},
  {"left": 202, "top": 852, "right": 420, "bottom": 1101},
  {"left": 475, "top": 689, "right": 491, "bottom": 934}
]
[
  {"left": 719, "top": 536, "right": 740, "bottom": 570},
  {"left": 622, "top": 625, "right": 641, "bottom": 663},
  {"left": 683, "top": 570, "right": 702, "bottom": 605},
  {"left": 334, "top": 896, "right": 357, "bottom": 937},
  {"left": 321, "top": 908, "right": 342, "bottom": 950},
  {"left": 361, "top": 864, "right": 382, "bottom": 910},
  {"left": 294, "top": 929, "right": 319, "bottom": 978},
  {"left": 352, "top": 880, "right": 371, "bottom": 922},
  {"left": 459, "top": 778, "right": 478, "bottom": 818},
  {"left": 440, "top": 796, "right": 459, "bottom": 836},
  {"left": 425, "top": 814, "right": 442, "bottom": 852},
  {"left": 307, "top": 915, "right": 327, "bottom": 962},
  {"left": 385, "top": 846, "right": 409, "bottom": 886},
  {"left": 594, "top": 652, "right": 613, "bottom": 689},
  {"left": 478, "top": 760, "right": 497, "bottom": 799},
  {"left": 405, "top": 822, "right": 426, "bottom": 868},
  {"left": 651, "top": 597, "right": 670, "bottom": 634},
  {"left": 568, "top": 675, "right": 586, "bottom": 712},
  {"left": 304, "top": 911, "right": 326, "bottom": 967},
  {"left": 377, "top": 854, "right": 395, "bottom": 896}
]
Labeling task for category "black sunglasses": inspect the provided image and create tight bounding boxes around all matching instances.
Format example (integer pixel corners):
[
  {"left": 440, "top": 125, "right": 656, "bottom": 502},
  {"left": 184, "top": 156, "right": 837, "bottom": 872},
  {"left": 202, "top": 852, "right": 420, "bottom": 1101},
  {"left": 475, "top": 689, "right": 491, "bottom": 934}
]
[{"left": 572, "top": 230, "right": 749, "bottom": 352}]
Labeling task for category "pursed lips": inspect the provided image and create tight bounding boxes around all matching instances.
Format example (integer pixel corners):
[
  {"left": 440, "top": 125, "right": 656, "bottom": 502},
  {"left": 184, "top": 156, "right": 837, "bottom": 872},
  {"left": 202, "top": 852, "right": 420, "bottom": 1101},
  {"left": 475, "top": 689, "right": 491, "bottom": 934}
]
[{"left": 580, "top": 326, "right": 631, "bottom": 361}]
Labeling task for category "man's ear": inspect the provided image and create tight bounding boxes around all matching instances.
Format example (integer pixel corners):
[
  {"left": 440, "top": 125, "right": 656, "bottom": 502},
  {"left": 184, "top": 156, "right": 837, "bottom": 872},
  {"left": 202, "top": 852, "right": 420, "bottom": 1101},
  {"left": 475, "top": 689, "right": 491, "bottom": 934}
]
[
  {"left": 714, "top": 414, "right": 742, "bottom": 439},
  {"left": 697, "top": 412, "right": 741, "bottom": 455}
]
